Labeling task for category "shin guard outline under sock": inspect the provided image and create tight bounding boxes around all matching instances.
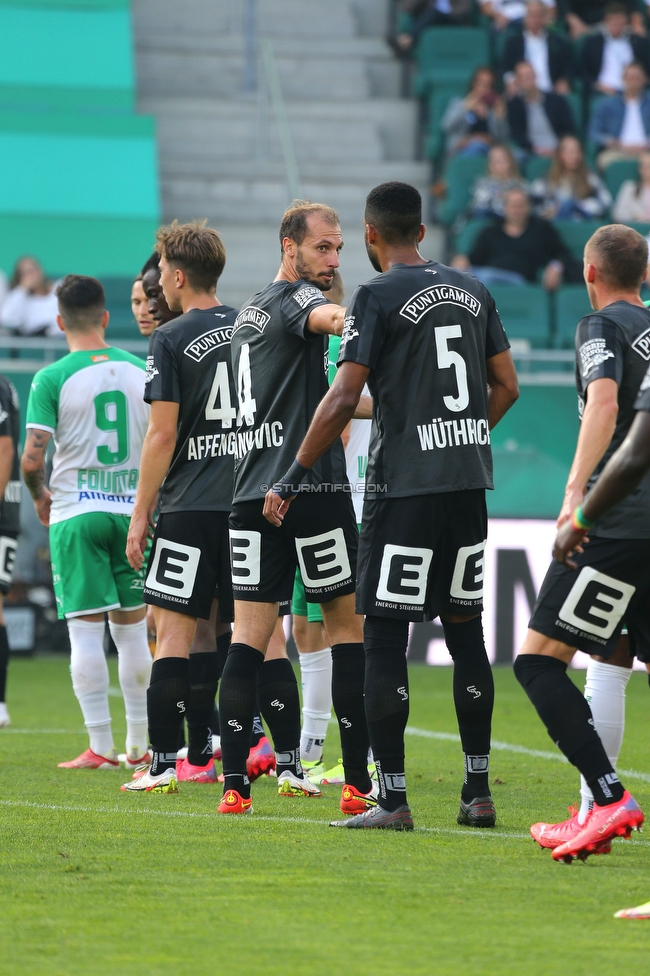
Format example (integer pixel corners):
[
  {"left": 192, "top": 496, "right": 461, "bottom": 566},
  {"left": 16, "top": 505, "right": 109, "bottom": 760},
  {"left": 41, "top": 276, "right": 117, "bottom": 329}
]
[
  {"left": 331, "top": 642, "right": 371, "bottom": 793},
  {"left": 187, "top": 650, "right": 220, "bottom": 766},
  {"left": 219, "top": 643, "right": 264, "bottom": 798},
  {"left": 147, "top": 657, "right": 189, "bottom": 776},
  {"left": 259, "top": 657, "right": 302, "bottom": 776}
]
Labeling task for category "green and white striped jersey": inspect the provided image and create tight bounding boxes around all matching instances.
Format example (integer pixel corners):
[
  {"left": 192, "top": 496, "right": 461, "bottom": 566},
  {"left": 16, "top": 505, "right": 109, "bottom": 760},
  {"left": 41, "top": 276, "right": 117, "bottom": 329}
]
[{"left": 26, "top": 347, "right": 149, "bottom": 525}]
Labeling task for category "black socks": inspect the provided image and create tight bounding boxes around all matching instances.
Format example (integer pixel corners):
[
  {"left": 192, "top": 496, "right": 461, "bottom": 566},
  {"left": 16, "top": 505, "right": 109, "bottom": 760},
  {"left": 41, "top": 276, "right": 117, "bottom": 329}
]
[
  {"left": 187, "top": 651, "right": 220, "bottom": 766},
  {"left": 514, "top": 653, "right": 624, "bottom": 806},
  {"left": 250, "top": 705, "right": 265, "bottom": 748},
  {"left": 219, "top": 643, "right": 264, "bottom": 799},
  {"left": 331, "top": 642, "right": 371, "bottom": 793},
  {"left": 259, "top": 658, "right": 302, "bottom": 777},
  {"left": 0, "top": 624, "right": 9, "bottom": 703},
  {"left": 148, "top": 657, "right": 190, "bottom": 776},
  {"left": 443, "top": 617, "right": 494, "bottom": 802},
  {"left": 364, "top": 616, "right": 410, "bottom": 812}
]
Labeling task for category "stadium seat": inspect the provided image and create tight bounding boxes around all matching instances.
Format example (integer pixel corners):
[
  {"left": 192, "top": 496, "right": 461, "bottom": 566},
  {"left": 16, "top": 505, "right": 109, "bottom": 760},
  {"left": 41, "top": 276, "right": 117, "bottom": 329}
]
[
  {"left": 414, "top": 27, "right": 489, "bottom": 98},
  {"left": 425, "top": 85, "right": 464, "bottom": 162},
  {"left": 439, "top": 154, "right": 487, "bottom": 226},
  {"left": 489, "top": 285, "right": 551, "bottom": 348},
  {"left": 554, "top": 220, "right": 605, "bottom": 259},
  {"left": 555, "top": 284, "right": 593, "bottom": 347},
  {"left": 452, "top": 217, "right": 491, "bottom": 256},
  {"left": 603, "top": 159, "right": 639, "bottom": 201},
  {"left": 524, "top": 156, "right": 552, "bottom": 182}
]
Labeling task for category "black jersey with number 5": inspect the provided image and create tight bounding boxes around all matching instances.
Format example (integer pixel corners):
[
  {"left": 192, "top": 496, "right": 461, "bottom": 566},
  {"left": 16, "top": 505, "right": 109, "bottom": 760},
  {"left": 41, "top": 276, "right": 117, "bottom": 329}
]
[
  {"left": 338, "top": 261, "right": 510, "bottom": 498},
  {"left": 230, "top": 279, "right": 348, "bottom": 503},
  {"left": 144, "top": 306, "right": 238, "bottom": 513}
]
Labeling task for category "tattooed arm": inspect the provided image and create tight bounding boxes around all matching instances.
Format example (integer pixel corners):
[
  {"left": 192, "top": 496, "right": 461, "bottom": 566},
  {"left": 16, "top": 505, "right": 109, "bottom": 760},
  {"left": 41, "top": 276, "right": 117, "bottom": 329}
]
[{"left": 21, "top": 428, "right": 53, "bottom": 526}]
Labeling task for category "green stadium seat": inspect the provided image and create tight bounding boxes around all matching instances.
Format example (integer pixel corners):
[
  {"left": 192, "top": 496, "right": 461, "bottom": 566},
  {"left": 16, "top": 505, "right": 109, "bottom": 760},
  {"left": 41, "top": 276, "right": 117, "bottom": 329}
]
[
  {"left": 425, "top": 85, "right": 464, "bottom": 162},
  {"left": 554, "top": 220, "right": 605, "bottom": 259},
  {"left": 524, "top": 156, "right": 552, "bottom": 182},
  {"left": 489, "top": 285, "right": 551, "bottom": 347},
  {"left": 414, "top": 27, "right": 490, "bottom": 98},
  {"left": 439, "top": 154, "right": 487, "bottom": 226},
  {"left": 555, "top": 284, "right": 593, "bottom": 348},
  {"left": 603, "top": 159, "right": 639, "bottom": 201},
  {"left": 452, "top": 217, "right": 491, "bottom": 256}
]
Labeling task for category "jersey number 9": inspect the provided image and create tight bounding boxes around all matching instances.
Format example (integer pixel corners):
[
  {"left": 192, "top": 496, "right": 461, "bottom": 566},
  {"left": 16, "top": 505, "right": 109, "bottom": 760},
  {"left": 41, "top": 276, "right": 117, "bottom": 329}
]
[{"left": 95, "top": 391, "right": 129, "bottom": 465}]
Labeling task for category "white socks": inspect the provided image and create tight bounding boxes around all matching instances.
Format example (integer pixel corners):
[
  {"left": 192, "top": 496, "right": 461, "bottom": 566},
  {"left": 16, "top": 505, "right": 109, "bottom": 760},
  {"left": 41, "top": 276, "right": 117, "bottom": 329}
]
[
  {"left": 298, "top": 647, "right": 332, "bottom": 763},
  {"left": 109, "top": 619, "right": 152, "bottom": 760},
  {"left": 68, "top": 618, "right": 114, "bottom": 758},
  {"left": 578, "top": 660, "right": 632, "bottom": 823}
]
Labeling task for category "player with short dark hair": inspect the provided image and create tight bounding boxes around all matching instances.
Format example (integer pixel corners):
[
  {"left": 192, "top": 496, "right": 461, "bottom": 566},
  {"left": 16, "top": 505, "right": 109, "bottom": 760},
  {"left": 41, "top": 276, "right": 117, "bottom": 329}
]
[
  {"left": 219, "top": 200, "right": 375, "bottom": 816},
  {"left": 141, "top": 253, "right": 181, "bottom": 331},
  {"left": 514, "top": 224, "right": 647, "bottom": 862},
  {"left": 265, "top": 181, "right": 519, "bottom": 830},
  {"left": 22, "top": 275, "right": 152, "bottom": 770},
  {"left": 0, "top": 374, "right": 21, "bottom": 729},
  {"left": 123, "top": 221, "right": 237, "bottom": 794}
]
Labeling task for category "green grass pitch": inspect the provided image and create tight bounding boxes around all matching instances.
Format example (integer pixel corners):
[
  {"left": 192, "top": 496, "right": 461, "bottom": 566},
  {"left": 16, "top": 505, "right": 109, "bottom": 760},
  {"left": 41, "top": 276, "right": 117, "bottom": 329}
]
[{"left": 1, "top": 655, "right": 650, "bottom": 976}]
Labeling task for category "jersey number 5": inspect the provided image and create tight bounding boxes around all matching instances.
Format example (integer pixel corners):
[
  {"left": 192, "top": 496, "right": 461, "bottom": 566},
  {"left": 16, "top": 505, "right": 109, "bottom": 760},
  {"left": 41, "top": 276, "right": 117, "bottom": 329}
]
[
  {"left": 205, "top": 360, "right": 237, "bottom": 428},
  {"left": 95, "top": 391, "right": 129, "bottom": 464},
  {"left": 435, "top": 325, "right": 469, "bottom": 413}
]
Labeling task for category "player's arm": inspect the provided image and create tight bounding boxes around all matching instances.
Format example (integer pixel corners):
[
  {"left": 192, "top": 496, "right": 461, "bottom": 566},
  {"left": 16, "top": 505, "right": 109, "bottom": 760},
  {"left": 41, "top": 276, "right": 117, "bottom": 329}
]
[
  {"left": 263, "top": 361, "right": 370, "bottom": 526},
  {"left": 486, "top": 349, "right": 519, "bottom": 429},
  {"left": 353, "top": 395, "right": 372, "bottom": 420},
  {"left": 126, "top": 400, "right": 179, "bottom": 571},
  {"left": 0, "top": 437, "right": 13, "bottom": 500},
  {"left": 21, "top": 428, "right": 53, "bottom": 527},
  {"left": 554, "top": 410, "right": 650, "bottom": 567},
  {"left": 557, "top": 376, "right": 619, "bottom": 527},
  {"left": 306, "top": 303, "right": 346, "bottom": 336}
]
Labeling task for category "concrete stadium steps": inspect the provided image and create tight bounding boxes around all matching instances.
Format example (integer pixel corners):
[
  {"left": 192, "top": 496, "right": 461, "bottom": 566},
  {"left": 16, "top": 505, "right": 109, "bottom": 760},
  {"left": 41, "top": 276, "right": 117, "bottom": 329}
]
[{"left": 133, "top": 0, "right": 440, "bottom": 280}]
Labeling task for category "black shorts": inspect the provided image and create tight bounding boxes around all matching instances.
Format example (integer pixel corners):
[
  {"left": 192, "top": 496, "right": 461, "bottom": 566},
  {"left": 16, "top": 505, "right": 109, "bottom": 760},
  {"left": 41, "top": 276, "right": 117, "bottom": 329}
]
[
  {"left": 356, "top": 490, "right": 487, "bottom": 621},
  {"left": 143, "top": 511, "right": 234, "bottom": 622},
  {"left": 0, "top": 532, "right": 18, "bottom": 596},
  {"left": 529, "top": 535, "right": 650, "bottom": 661},
  {"left": 229, "top": 491, "right": 358, "bottom": 605}
]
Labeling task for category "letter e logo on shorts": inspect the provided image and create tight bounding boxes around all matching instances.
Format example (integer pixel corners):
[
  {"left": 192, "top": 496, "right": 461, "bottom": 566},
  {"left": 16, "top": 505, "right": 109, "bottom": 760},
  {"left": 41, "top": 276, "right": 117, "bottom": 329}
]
[
  {"left": 377, "top": 544, "right": 433, "bottom": 606},
  {"left": 146, "top": 538, "right": 201, "bottom": 599},
  {"left": 558, "top": 566, "right": 635, "bottom": 640},
  {"left": 450, "top": 541, "right": 486, "bottom": 600},
  {"left": 229, "top": 530, "right": 261, "bottom": 586},
  {"left": 296, "top": 528, "right": 351, "bottom": 588},
  {"left": 0, "top": 537, "right": 17, "bottom": 586}
]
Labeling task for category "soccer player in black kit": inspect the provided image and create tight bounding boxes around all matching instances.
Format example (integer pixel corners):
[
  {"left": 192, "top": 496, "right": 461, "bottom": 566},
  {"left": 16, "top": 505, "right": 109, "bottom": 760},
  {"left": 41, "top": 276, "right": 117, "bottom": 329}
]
[
  {"left": 515, "top": 225, "right": 647, "bottom": 862},
  {"left": 125, "top": 221, "right": 237, "bottom": 793},
  {"left": 0, "top": 374, "right": 21, "bottom": 728},
  {"left": 265, "top": 182, "right": 519, "bottom": 830},
  {"left": 220, "top": 201, "right": 375, "bottom": 815}
]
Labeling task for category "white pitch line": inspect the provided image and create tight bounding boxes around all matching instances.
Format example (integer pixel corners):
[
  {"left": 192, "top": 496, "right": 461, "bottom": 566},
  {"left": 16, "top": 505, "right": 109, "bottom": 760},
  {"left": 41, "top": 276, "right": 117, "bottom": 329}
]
[
  {"left": 1, "top": 729, "right": 84, "bottom": 735},
  {"left": 405, "top": 727, "right": 650, "bottom": 784},
  {"left": 0, "top": 800, "right": 647, "bottom": 845}
]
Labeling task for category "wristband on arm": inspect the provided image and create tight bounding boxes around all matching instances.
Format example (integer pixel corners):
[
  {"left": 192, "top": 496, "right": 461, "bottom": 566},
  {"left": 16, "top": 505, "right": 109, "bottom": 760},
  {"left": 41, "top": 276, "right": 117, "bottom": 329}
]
[
  {"left": 571, "top": 505, "right": 595, "bottom": 532},
  {"left": 272, "top": 459, "right": 310, "bottom": 500}
]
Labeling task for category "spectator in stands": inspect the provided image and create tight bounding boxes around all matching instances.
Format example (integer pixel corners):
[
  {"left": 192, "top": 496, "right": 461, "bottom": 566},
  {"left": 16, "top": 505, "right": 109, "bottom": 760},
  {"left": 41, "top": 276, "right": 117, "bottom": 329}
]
[
  {"left": 452, "top": 186, "right": 577, "bottom": 288},
  {"left": 470, "top": 144, "right": 528, "bottom": 217},
  {"left": 507, "top": 61, "right": 576, "bottom": 159},
  {"left": 612, "top": 149, "right": 650, "bottom": 218},
  {"left": 502, "top": 1, "right": 572, "bottom": 95},
  {"left": 392, "top": 0, "right": 474, "bottom": 53},
  {"left": 530, "top": 135, "right": 612, "bottom": 218},
  {"left": 441, "top": 67, "right": 508, "bottom": 157},
  {"left": 564, "top": 0, "right": 646, "bottom": 39},
  {"left": 481, "top": 0, "right": 556, "bottom": 35},
  {"left": 0, "top": 256, "right": 60, "bottom": 338},
  {"left": 589, "top": 61, "right": 650, "bottom": 167},
  {"left": 582, "top": 2, "right": 650, "bottom": 96}
]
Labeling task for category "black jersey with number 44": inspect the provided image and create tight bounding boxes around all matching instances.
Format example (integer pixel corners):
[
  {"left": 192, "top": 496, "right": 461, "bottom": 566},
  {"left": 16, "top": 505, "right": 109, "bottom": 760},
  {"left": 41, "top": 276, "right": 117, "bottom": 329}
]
[
  {"left": 0, "top": 375, "right": 21, "bottom": 533},
  {"left": 231, "top": 279, "right": 347, "bottom": 503},
  {"left": 575, "top": 300, "right": 650, "bottom": 539},
  {"left": 338, "top": 261, "right": 510, "bottom": 498},
  {"left": 144, "top": 306, "right": 238, "bottom": 513}
]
